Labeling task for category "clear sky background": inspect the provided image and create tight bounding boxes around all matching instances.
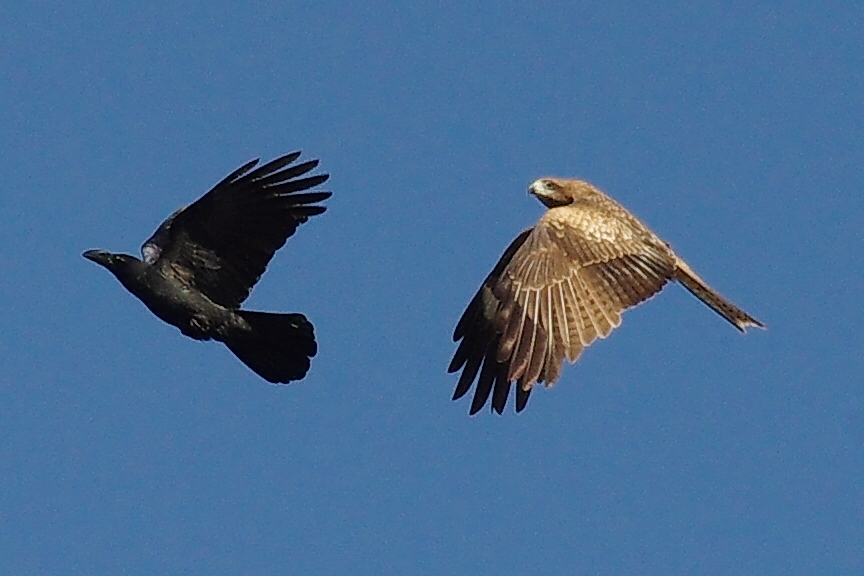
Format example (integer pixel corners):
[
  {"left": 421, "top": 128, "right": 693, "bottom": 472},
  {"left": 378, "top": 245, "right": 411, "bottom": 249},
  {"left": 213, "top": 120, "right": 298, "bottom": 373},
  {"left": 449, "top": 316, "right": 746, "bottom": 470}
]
[{"left": 2, "top": 2, "right": 863, "bottom": 574}]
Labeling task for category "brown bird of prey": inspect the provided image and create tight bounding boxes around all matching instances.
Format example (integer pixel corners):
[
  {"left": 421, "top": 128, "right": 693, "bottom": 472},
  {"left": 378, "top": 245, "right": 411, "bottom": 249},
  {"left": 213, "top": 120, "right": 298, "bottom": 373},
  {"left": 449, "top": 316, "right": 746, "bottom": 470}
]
[
  {"left": 449, "top": 178, "right": 764, "bottom": 415},
  {"left": 83, "top": 152, "right": 330, "bottom": 383}
]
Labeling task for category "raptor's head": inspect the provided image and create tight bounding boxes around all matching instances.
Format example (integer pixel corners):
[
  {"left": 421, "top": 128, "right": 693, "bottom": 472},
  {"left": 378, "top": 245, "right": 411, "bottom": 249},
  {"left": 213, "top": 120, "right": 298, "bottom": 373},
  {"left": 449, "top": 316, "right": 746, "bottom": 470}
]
[{"left": 529, "top": 178, "right": 594, "bottom": 208}]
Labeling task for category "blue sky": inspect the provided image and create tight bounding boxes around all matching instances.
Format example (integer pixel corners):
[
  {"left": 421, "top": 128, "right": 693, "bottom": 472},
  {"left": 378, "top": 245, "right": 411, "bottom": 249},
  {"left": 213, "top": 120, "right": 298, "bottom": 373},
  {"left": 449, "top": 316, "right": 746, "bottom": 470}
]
[{"left": 2, "top": 1, "right": 863, "bottom": 574}]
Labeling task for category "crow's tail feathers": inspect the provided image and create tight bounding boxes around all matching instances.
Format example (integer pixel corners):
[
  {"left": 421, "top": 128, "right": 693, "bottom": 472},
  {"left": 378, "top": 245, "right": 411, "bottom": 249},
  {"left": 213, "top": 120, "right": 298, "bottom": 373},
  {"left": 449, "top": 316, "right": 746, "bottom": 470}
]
[{"left": 225, "top": 311, "right": 318, "bottom": 383}]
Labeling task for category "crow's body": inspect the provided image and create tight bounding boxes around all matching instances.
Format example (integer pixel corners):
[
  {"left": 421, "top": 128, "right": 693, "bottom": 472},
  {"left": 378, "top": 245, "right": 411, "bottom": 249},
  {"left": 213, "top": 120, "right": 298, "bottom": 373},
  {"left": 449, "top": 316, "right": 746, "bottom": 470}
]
[
  {"left": 84, "top": 152, "right": 330, "bottom": 383},
  {"left": 449, "top": 178, "right": 764, "bottom": 414}
]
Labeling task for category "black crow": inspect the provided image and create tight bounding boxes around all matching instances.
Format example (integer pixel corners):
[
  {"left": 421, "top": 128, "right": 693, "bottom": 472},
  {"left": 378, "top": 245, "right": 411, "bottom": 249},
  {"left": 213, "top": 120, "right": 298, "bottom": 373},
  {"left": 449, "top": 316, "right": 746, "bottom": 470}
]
[
  {"left": 84, "top": 152, "right": 330, "bottom": 383},
  {"left": 449, "top": 178, "right": 764, "bottom": 414}
]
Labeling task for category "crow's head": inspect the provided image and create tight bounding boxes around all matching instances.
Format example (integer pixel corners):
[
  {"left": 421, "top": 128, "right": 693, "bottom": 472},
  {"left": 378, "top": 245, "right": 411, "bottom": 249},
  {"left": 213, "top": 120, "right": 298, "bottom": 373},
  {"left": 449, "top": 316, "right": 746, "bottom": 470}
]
[
  {"left": 82, "top": 249, "right": 136, "bottom": 270},
  {"left": 82, "top": 249, "right": 148, "bottom": 290}
]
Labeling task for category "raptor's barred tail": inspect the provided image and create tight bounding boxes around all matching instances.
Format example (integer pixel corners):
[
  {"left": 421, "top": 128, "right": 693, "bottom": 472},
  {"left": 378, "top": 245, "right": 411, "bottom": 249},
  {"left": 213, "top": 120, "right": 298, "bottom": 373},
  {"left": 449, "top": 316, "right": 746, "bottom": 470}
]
[
  {"left": 225, "top": 311, "right": 318, "bottom": 383},
  {"left": 672, "top": 256, "right": 765, "bottom": 332}
]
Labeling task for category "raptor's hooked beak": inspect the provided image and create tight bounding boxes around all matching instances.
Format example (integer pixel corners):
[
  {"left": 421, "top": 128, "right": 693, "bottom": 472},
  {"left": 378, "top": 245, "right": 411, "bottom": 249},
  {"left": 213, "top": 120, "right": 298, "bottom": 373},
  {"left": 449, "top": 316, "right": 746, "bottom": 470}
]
[{"left": 529, "top": 179, "right": 572, "bottom": 208}]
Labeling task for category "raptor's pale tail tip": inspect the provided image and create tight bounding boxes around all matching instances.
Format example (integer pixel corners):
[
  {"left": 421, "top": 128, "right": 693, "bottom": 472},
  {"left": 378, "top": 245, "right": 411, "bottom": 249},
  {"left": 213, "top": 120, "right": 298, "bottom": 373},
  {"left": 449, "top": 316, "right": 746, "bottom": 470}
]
[{"left": 735, "top": 315, "right": 766, "bottom": 333}]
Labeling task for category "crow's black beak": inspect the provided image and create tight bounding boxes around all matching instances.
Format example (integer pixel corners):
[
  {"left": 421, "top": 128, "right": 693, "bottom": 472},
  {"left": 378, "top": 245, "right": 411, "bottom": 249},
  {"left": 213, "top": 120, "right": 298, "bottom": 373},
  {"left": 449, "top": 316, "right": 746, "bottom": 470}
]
[{"left": 82, "top": 249, "right": 111, "bottom": 265}]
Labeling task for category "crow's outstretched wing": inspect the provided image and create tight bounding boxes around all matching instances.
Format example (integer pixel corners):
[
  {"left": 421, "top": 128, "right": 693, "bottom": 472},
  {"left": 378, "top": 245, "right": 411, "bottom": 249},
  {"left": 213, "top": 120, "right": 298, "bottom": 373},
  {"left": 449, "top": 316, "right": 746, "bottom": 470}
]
[{"left": 141, "top": 152, "right": 330, "bottom": 308}]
